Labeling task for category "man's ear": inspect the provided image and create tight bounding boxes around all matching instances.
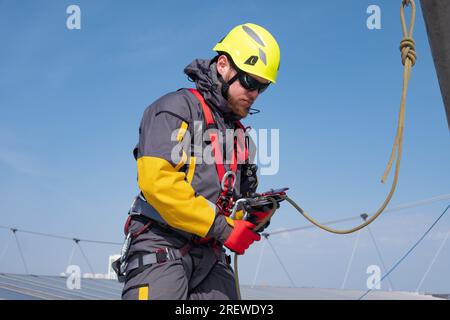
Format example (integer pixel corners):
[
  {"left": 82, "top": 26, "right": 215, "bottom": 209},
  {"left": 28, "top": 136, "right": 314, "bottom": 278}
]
[{"left": 216, "top": 54, "right": 230, "bottom": 79}]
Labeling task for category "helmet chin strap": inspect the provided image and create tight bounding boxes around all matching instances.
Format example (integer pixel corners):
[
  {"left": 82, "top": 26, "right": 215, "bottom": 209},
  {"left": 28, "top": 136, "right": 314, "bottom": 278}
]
[
  {"left": 218, "top": 73, "right": 239, "bottom": 100},
  {"left": 218, "top": 73, "right": 261, "bottom": 116}
]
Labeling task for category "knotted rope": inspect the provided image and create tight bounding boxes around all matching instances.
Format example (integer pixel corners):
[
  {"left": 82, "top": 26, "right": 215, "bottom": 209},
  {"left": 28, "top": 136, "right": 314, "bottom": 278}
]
[{"left": 285, "top": 0, "right": 417, "bottom": 235}]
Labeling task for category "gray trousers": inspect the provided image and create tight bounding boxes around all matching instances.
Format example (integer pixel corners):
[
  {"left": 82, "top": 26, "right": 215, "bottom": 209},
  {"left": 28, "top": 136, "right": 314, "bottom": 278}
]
[{"left": 121, "top": 219, "right": 237, "bottom": 300}]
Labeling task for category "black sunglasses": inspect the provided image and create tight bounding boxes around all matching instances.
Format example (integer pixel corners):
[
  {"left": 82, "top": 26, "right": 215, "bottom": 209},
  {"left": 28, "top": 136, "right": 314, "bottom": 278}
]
[{"left": 228, "top": 71, "right": 270, "bottom": 93}]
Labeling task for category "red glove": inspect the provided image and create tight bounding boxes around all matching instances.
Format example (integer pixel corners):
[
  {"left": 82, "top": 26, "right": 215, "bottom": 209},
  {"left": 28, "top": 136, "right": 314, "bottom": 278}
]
[
  {"left": 250, "top": 211, "right": 271, "bottom": 224},
  {"left": 246, "top": 203, "right": 277, "bottom": 230},
  {"left": 224, "top": 220, "right": 261, "bottom": 255},
  {"left": 245, "top": 211, "right": 272, "bottom": 233}
]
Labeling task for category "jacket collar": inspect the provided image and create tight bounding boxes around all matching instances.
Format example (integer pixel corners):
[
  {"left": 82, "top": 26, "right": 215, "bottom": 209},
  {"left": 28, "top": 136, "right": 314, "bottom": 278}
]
[{"left": 184, "top": 59, "right": 241, "bottom": 122}]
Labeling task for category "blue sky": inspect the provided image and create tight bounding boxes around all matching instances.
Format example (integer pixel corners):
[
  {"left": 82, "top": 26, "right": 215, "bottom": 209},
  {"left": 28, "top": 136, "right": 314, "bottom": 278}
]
[{"left": 1, "top": 1, "right": 449, "bottom": 294}]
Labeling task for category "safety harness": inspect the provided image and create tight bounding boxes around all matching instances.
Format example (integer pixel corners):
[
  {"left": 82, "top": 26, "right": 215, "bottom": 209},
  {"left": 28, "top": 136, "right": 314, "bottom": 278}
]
[
  {"left": 113, "top": 88, "right": 247, "bottom": 282},
  {"left": 188, "top": 88, "right": 249, "bottom": 216}
]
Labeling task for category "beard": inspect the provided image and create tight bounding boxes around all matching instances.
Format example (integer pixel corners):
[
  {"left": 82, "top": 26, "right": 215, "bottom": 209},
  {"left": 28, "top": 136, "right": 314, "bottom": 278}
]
[{"left": 229, "top": 98, "right": 252, "bottom": 118}]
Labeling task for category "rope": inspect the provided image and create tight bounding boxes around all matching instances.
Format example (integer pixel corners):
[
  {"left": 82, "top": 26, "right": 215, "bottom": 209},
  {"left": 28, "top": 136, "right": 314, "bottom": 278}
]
[
  {"left": 381, "top": 0, "right": 416, "bottom": 183},
  {"left": 366, "top": 225, "right": 395, "bottom": 290},
  {"left": 415, "top": 227, "right": 450, "bottom": 292},
  {"left": 0, "top": 225, "right": 122, "bottom": 245},
  {"left": 66, "top": 241, "right": 77, "bottom": 267},
  {"left": 232, "top": 1, "right": 418, "bottom": 297},
  {"left": 282, "top": 0, "right": 417, "bottom": 235},
  {"left": 251, "top": 238, "right": 267, "bottom": 288},
  {"left": 233, "top": 253, "right": 241, "bottom": 299},
  {"left": 74, "top": 239, "right": 96, "bottom": 275},
  {"left": 233, "top": 197, "right": 278, "bottom": 299},
  {"left": 264, "top": 193, "right": 450, "bottom": 237},
  {"left": 265, "top": 235, "right": 296, "bottom": 287},
  {"left": 358, "top": 204, "right": 450, "bottom": 300},
  {"left": 341, "top": 230, "right": 361, "bottom": 289},
  {"left": 266, "top": 216, "right": 361, "bottom": 235},
  {"left": 12, "top": 229, "right": 29, "bottom": 274}
]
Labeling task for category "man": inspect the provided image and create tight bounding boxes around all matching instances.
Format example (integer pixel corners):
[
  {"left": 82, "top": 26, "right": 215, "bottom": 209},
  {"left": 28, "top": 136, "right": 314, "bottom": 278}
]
[{"left": 118, "top": 23, "right": 281, "bottom": 300}]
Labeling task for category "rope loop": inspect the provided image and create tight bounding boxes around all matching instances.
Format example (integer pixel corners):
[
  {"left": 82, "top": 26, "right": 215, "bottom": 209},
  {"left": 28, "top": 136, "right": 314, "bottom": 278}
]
[
  {"left": 233, "top": 0, "right": 419, "bottom": 301},
  {"left": 277, "top": 0, "right": 417, "bottom": 235}
]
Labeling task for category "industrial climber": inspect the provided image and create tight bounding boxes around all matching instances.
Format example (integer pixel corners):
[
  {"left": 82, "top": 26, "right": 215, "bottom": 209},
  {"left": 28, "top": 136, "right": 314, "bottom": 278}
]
[{"left": 115, "top": 23, "right": 281, "bottom": 300}]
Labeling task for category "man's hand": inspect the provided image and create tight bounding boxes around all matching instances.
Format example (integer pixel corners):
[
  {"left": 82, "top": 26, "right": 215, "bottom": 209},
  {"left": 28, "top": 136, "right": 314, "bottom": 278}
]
[
  {"left": 248, "top": 210, "right": 271, "bottom": 224},
  {"left": 245, "top": 204, "right": 274, "bottom": 232},
  {"left": 224, "top": 220, "right": 260, "bottom": 255}
]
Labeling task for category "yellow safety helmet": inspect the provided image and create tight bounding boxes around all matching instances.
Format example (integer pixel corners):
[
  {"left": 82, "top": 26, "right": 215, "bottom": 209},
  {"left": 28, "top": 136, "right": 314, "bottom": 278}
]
[{"left": 213, "top": 23, "right": 281, "bottom": 83}]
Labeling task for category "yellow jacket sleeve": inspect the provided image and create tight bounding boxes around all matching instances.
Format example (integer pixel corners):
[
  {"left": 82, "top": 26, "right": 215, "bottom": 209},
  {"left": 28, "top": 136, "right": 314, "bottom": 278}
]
[{"left": 137, "top": 156, "right": 217, "bottom": 237}]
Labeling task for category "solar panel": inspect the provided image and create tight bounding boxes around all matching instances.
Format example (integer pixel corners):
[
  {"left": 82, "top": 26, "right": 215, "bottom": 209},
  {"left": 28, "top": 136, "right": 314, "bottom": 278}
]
[
  {"left": 0, "top": 273, "right": 443, "bottom": 300},
  {"left": 0, "top": 273, "right": 123, "bottom": 300}
]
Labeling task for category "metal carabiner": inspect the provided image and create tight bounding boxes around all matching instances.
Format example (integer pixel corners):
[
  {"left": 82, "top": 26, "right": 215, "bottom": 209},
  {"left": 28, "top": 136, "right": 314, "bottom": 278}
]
[
  {"left": 230, "top": 198, "right": 249, "bottom": 220},
  {"left": 221, "top": 171, "right": 236, "bottom": 193},
  {"left": 120, "top": 233, "right": 132, "bottom": 264}
]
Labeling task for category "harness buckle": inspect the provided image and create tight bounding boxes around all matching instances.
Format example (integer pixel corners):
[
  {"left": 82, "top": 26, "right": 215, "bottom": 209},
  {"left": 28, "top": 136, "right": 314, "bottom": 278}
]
[
  {"left": 221, "top": 171, "right": 236, "bottom": 193},
  {"left": 120, "top": 233, "right": 132, "bottom": 265},
  {"left": 111, "top": 233, "right": 132, "bottom": 282},
  {"left": 155, "top": 248, "right": 169, "bottom": 263}
]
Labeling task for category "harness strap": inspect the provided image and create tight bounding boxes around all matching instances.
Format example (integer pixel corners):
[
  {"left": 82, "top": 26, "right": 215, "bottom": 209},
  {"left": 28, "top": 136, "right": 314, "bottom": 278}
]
[
  {"left": 123, "top": 214, "right": 152, "bottom": 237},
  {"left": 188, "top": 89, "right": 229, "bottom": 184},
  {"left": 124, "top": 243, "right": 192, "bottom": 274},
  {"left": 187, "top": 88, "right": 248, "bottom": 199}
]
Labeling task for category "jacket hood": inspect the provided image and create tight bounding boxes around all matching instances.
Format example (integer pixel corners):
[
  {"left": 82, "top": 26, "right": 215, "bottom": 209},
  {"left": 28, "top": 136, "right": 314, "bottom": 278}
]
[{"left": 184, "top": 59, "right": 240, "bottom": 122}]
